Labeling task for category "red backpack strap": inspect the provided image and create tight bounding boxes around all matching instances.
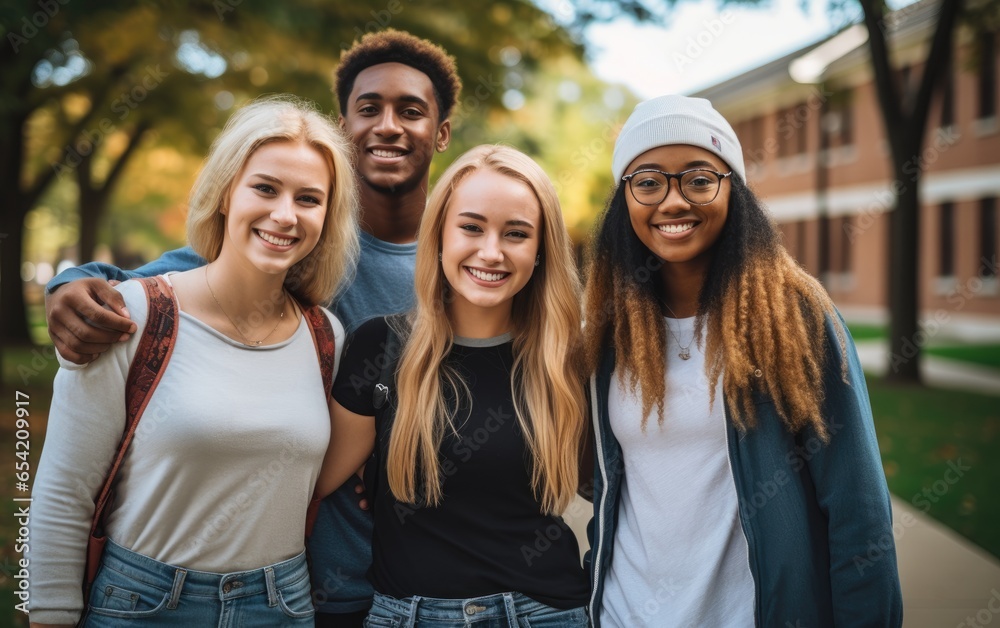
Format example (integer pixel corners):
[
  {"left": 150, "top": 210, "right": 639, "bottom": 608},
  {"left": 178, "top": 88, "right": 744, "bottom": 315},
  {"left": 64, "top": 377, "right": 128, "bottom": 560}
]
[
  {"left": 301, "top": 304, "right": 336, "bottom": 400},
  {"left": 300, "top": 303, "right": 336, "bottom": 537},
  {"left": 85, "top": 276, "right": 179, "bottom": 588}
]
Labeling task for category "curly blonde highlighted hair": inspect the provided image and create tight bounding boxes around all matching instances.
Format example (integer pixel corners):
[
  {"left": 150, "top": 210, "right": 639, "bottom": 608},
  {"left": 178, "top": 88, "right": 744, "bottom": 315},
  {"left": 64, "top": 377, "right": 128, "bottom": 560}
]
[
  {"left": 583, "top": 178, "right": 847, "bottom": 439},
  {"left": 186, "top": 94, "right": 359, "bottom": 306},
  {"left": 387, "top": 145, "right": 586, "bottom": 514}
]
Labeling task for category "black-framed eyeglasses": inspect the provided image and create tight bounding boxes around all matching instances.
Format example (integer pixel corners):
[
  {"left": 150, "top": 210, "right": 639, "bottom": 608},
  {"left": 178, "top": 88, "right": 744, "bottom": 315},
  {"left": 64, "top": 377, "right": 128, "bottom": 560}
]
[{"left": 621, "top": 168, "right": 732, "bottom": 206}]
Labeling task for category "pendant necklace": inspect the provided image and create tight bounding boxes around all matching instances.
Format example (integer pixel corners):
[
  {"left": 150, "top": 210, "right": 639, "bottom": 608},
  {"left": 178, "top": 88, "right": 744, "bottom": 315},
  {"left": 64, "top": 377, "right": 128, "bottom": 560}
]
[
  {"left": 205, "top": 266, "right": 285, "bottom": 346},
  {"left": 662, "top": 302, "right": 694, "bottom": 360}
]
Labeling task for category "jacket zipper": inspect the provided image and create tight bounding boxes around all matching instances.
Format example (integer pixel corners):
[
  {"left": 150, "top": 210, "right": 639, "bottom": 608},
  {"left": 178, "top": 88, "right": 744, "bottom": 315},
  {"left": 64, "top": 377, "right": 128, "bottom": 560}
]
[
  {"left": 725, "top": 408, "right": 762, "bottom": 628},
  {"left": 588, "top": 373, "right": 608, "bottom": 624}
]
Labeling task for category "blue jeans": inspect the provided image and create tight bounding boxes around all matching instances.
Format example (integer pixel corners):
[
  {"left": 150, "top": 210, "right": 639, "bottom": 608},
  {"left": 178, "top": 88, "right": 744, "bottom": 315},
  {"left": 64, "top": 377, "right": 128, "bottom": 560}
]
[
  {"left": 364, "top": 591, "right": 588, "bottom": 627},
  {"left": 80, "top": 539, "right": 315, "bottom": 626}
]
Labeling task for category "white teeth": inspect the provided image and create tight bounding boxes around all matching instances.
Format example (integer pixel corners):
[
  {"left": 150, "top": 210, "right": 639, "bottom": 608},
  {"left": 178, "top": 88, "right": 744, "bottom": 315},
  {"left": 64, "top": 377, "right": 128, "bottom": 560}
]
[
  {"left": 468, "top": 268, "right": 508, "bottom": 282},
  {"left": 372, "top": 149, "right": 404, "bottom": 158},
  {"left": 257, "top": 230, "right": 295, "bottom": 246},
  {"left": 657, "top": 223, "right": 696, "bottom": 234}
]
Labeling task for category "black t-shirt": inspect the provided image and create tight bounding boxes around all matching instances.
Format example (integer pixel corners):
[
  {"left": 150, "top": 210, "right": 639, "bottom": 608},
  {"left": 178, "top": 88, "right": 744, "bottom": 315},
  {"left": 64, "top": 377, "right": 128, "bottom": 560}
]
[{"left": 331, "top": 316, "right": 588, "bottom": 609}]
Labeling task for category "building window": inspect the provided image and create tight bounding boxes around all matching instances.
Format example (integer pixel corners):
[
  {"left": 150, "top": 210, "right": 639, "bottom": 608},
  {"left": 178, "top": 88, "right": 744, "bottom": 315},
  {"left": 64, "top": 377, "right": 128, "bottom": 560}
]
[
  {"left": 981, "top": 197, "right": 997, "bottom": 278},
  {"left": 979, "top": 31, "right": 996, "bottom": 120},
  {"left": 741, "top": 117, "right": 763, "bottom": 168},
  {"left": 939, "top": 201, "right": 955, "bottom": 277},
  {"left": 778, "top": 104, "right": 807, "bottom": 157},
  {"left": 839, "top": 93, "right": 853, "bottom": 147},
  {"left": 746, "top": 118, "right": 758, "bottom": 155}
]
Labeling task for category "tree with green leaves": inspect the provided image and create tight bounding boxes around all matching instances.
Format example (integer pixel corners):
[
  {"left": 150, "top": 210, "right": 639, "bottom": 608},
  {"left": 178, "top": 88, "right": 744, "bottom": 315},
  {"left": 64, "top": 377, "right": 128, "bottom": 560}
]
[{"left": 1, "top": 0, "right": 580, "bottom": 353}]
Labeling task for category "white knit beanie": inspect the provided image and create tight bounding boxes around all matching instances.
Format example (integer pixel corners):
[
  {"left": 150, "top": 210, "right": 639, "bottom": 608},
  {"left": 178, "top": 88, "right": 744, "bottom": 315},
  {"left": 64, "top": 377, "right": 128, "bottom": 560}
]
[{"left": 612, "top": 95, "right": 745, "bottom": 183}]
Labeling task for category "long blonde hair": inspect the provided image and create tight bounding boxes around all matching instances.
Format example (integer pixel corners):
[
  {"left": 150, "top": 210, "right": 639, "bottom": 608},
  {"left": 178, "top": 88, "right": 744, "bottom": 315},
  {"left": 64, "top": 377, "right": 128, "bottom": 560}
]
[
  {"left": 387, "top": 145, "right": 586, "bottom": 514},
  {"left": 187, "top": 94, "right": 359, "bottom": 306}
]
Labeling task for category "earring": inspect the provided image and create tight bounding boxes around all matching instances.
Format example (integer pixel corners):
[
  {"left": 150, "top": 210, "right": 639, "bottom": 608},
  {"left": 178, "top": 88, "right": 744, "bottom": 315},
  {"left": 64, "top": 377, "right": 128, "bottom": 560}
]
[
  {"left": 439, "top": 251, "right": 442, "bottom": 262},
  {"left": 534, "top": 255, "right": 540, "bottom": 267}
]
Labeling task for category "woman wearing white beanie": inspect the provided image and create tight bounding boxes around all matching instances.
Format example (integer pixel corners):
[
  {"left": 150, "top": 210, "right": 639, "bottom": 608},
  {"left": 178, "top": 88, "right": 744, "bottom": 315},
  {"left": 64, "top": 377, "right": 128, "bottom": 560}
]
[{"left": 582, "top": 95, "right": 902, "bottom": 627}]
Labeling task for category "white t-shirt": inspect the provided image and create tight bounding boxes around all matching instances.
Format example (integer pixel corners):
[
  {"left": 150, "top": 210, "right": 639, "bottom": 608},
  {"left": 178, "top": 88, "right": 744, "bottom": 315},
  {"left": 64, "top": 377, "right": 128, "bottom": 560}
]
[
  {"left": 29, "top": 277, "right": 345, "bottom": 624},
  {"left": 600, "top": 316, "right": 755, "bottom": 628}
]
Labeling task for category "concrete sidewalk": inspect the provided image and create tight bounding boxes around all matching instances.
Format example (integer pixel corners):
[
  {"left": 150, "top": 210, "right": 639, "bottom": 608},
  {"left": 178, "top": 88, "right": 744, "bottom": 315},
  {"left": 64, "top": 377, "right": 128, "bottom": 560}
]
[
  {"left": 856, "top": 340, "right": 1000, "bottom": 625},
  {"left": 893, "top": 496, "right": 1000, "bottom": 627},
  {"left": 854, "top": 340, "right": 1000, "bottom": 397}
]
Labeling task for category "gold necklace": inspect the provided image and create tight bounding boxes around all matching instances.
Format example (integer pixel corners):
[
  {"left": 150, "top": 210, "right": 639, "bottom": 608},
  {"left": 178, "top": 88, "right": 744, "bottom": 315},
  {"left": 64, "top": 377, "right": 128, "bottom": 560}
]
[
  {"left": 662, "top": 301, "right": 694, "bottom": 360},
  {"left": 204, "top": 266, "right": 285, "bottom": 346}
]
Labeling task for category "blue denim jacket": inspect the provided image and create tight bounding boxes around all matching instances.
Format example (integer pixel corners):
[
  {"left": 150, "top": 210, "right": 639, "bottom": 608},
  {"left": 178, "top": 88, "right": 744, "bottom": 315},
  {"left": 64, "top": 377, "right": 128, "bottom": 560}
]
[{"left": 587, "top": 315, "right": 903, "bottom": 627}]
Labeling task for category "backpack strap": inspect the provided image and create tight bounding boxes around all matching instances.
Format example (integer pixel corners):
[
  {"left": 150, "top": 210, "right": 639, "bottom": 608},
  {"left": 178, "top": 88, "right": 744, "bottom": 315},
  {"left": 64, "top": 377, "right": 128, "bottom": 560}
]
[
  {"left": 301, "top": 304, "right": 336, "bottom": 400},
  {"left": 85, "top": 276, "right": 178, "bottom": 589},
  {"left": 300, "top": 303, "right": 337, "bottom": 537}
]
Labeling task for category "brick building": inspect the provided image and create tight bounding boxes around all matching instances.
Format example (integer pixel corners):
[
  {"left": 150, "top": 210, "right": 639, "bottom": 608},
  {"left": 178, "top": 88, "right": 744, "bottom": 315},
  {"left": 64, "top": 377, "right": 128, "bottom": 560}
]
[{"left": 694, "top": 0, "right": 1000, "bottom": 340}]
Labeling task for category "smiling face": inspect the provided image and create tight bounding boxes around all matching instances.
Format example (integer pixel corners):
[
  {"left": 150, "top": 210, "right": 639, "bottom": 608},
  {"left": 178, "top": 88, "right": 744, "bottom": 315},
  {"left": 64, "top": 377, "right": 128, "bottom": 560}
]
[
  {"left": 341, "top": 62, "right": 450, "bottom": 195},
  {"left": 219, "top": 139, "right": 331, "bottom": 277},
  {"left": 440, "top": 169, "right": 542, "bottom": 326},
  {"left": 624, "top": 144, "right": 731, "bottom": 273}
]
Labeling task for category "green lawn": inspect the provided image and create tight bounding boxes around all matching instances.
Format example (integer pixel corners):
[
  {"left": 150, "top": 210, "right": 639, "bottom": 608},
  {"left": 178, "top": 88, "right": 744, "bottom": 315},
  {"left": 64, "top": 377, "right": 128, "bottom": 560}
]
[
  {"left": 847, "top": 323, "right": 1000, "bottom": 371},
  {"left": 868, "top": 376, "right": 1000, "bottom": 558},
  {"left": 926, "top": 344, "right": 1000, "bottom": 370},
  {"left": 847, "top": 324, "right": 887, "bottom": 342}
]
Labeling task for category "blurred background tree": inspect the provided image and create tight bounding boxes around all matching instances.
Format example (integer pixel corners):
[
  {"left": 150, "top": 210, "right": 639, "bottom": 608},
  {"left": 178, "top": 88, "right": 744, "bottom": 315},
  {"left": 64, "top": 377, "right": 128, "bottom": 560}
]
[{"left": 1, "top": 0, "right": 634, "bottom": 377}]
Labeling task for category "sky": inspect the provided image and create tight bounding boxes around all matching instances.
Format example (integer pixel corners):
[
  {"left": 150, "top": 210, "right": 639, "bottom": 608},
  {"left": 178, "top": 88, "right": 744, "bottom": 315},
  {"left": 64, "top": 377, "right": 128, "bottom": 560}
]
[{"left": 572, "top": 0, "right": 917, "bottom": 99}]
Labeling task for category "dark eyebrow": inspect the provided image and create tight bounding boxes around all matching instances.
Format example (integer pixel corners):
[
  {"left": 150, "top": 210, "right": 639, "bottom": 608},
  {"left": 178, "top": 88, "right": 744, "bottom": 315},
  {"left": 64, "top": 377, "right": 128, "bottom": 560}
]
[
  {"left": 251, "top": 173, "right": 326, "bottom": 196},
  {"left": 458, "top": 212, "right": 536, "bottom": 229},
  {"left": 354, "top": 92, "right": 430, "bottom": 110}
]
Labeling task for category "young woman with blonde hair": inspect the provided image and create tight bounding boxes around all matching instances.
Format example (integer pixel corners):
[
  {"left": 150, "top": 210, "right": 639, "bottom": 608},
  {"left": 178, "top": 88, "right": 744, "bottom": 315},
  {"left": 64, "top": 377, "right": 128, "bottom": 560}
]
[
  {"left": 316, "top": 144, "right": 590, "bottom": 627},
  {"left": 583, "top": 95, "right": 902, "bottom": 627},
  {"left": 30, "top": 95, "right": 358, "bottom": 627}
]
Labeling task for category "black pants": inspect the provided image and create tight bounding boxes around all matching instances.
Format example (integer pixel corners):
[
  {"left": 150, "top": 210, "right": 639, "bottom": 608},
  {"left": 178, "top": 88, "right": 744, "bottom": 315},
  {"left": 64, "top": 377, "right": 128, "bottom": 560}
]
[{"left": 314, "top": 609, "right": 369, "bottom": 628}]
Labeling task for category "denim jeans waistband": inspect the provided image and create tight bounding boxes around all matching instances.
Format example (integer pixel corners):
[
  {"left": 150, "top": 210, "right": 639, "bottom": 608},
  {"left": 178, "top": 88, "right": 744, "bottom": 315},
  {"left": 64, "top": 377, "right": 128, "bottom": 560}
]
[
  {"left": 372, "top": 590, "right": 560, "bottom": 624},
  {"left": 100, "top": 538, "right": 309, "bottom": 603}
]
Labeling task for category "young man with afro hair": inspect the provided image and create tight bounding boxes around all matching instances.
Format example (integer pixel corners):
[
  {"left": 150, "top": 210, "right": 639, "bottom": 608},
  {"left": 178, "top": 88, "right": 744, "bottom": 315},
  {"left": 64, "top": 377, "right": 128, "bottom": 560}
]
[{"left": 42, "top": 29, "right": 461, "bottom": 628}]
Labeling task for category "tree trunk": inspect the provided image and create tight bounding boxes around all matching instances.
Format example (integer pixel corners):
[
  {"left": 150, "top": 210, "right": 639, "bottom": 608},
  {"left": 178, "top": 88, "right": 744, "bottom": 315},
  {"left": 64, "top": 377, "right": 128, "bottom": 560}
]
[
  {"left": 77, "top": 160, "right": 102, "bottom": 263},
  {"left": 886, "top": 155, "right": 922, "bottom": 383},
  {"left": 74, "top": 121, "right": 150, "bottom": 262},
  {"left": 860, "top": 0, "right": 963, "bottom": 385},
  {"left": 1, "top": 110, "right": 32, "bottom": 347}
]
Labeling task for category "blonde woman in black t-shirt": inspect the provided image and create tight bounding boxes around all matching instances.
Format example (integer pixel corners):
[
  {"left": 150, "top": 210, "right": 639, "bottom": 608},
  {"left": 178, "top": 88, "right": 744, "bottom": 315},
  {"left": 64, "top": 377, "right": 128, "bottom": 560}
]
[{"left": 316, "top": 144, "right": 590, "bottom": 627}]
